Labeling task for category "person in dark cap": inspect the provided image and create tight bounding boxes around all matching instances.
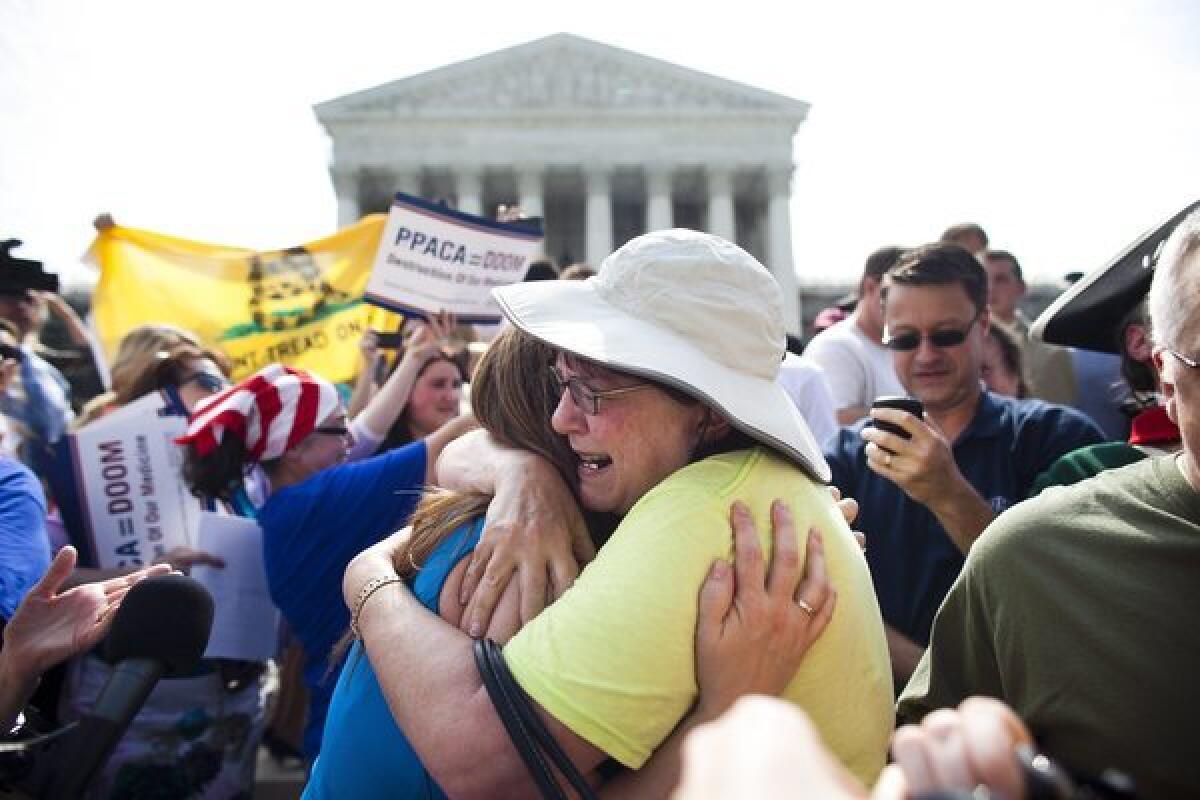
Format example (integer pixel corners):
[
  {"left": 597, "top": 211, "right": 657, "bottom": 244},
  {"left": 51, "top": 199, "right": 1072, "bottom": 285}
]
[{"left": 0, "top": 240, "right": 73, "bottom": 464}]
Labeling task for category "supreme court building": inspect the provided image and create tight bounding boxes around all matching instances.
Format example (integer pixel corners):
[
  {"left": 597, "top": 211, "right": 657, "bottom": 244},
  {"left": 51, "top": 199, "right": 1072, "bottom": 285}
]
[{"left": 316, "top": 34, "right": 810, "bottom": 330}]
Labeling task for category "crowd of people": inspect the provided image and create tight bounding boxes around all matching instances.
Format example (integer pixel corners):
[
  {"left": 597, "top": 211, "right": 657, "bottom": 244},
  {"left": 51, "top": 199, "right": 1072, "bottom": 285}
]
[{"left": 0, "top": 205, "right": 1196, "bottom": 800}]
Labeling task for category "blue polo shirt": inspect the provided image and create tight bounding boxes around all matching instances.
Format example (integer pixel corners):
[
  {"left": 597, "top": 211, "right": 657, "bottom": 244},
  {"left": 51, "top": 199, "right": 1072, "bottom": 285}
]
[{"left": 825, "top": 390, "right": 1104, "bottom": 646}]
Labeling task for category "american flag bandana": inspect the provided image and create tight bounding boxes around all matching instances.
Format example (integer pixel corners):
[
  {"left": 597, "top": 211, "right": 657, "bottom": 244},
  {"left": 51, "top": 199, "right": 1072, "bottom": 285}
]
[{"left": 176, "top": 364, "right": 340, "bottom": 462}]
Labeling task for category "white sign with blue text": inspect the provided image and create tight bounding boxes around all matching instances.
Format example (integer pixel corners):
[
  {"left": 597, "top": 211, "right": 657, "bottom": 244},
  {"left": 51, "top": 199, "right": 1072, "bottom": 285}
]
[
  {"left": 68, "top": 391, "right": 201, "bottom": 569},
  {"left": 365, "top": 193, "right": 544, "bottom": 324}
]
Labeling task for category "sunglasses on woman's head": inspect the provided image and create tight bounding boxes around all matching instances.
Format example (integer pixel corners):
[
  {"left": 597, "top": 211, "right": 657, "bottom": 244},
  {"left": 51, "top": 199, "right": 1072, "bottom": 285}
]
[
  {"left": 883, "top": 312, "right": 982, "bottom": 352},
  {"left": 179, "top": 372, "right": 230, "bottom": 392}
]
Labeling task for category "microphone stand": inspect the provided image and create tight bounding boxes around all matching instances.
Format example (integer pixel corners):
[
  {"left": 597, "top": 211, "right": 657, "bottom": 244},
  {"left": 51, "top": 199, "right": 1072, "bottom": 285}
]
[{"left": 43, "top": 658, "right": 163, "bottom": 800}]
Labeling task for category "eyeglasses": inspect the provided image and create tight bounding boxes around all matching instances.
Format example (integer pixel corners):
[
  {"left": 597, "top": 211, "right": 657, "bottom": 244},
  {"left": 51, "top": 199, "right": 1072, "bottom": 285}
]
[
  {"left": 179, "top": 372, "right": 230, "bottom": 392},
  {"left": 0, "top": 343, "right": 22, "bottom": 362},
  {"left": 549, "top": 365, "right": 652, "bottom": 415},
  {"left": 1165, "top": 348, "right": 1200, "bottom": 369},
  {"left": 884, "top": 312, "right": 982, "bottom": 352}
]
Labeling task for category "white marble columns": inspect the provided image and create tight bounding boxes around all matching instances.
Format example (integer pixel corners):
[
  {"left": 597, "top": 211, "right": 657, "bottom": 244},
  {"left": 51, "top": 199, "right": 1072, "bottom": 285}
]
[
  {"left": 645, "top": 168, "right": 673, "bottom": 232},
  {"left": 332, "top": 170, "right": 360, "bottom": 227},
  {"left": 585, "top": 169, "right": 614, "bottom": 266},
  {"left": 394, "top": 169, "right": 419, "bottom": 198},
  {"left": 455, "top": 169, "right": 483, "bottom": 216},
  {"left": 516, "top": 168, "right": 544, "bottom": 218},
  {"left": 707, "top": 167, "right": 735, "bottom": 242},
  {"left": 767, "top": 168, "right": 800, "bottom": 334}
]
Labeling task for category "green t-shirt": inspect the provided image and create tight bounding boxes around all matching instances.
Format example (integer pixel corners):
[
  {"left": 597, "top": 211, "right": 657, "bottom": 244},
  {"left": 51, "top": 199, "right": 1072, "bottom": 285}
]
[
  {"left": 1029, "top": 441, "right": 1147, "bottom": 496},
  {"left": 504, "top": 447, "right": 894, "bottom": 785},
  {"left": 898, "top": 456, "right": 1200, "bottom": 798}
]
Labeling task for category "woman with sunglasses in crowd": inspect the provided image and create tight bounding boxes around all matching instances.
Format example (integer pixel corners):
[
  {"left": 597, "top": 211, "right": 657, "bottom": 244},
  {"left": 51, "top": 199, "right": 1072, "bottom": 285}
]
[
  {"left": 55, "top": 317, "right": 471, "bottom": 796},
  {"left": 177, "top": 324, "right": 480, "bottom": 771},
  {"left": 54, "top": 336, "right": 271, "bottom": 799}
]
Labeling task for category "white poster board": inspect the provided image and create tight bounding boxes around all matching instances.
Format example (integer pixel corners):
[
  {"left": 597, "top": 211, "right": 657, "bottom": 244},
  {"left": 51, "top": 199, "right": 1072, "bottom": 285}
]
[
  {"left": 191, "top": 513, "right": 281, "bottom": 662},
  {"left": 365, "top": 192, "right": 544, "bottom": 324},
  {"left": 68, "top": 391, "right": 203, "bottom": 569}
]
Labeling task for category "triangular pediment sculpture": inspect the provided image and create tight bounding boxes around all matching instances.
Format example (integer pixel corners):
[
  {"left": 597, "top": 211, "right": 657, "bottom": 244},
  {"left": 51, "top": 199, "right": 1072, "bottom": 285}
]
[{"left": 316, "top": 33, "right": 807, "bottom": 121}]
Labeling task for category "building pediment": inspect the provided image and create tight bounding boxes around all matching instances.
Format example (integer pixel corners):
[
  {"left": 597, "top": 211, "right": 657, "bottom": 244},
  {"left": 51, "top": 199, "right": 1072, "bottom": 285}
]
[{"left": 316, "top": 33, "right": 808, "bottom": 122}]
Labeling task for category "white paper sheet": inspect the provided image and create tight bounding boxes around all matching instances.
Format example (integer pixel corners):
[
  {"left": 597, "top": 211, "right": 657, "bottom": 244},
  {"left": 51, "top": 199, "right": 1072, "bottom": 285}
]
[{"left": 190, "top": 512, "right": 280, "bottom": 662}]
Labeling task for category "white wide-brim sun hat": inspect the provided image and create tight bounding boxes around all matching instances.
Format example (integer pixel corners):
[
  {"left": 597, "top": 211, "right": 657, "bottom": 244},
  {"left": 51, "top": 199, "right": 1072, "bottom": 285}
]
[{"left": 492, "top": 228, "right": 831, "bottom": 484}]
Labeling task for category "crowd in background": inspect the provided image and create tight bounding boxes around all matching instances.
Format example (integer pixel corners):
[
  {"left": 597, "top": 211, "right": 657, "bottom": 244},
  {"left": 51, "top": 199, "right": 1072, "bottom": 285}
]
[{"left": 0, "top": 205, "right": 1197, "bottom": 799}]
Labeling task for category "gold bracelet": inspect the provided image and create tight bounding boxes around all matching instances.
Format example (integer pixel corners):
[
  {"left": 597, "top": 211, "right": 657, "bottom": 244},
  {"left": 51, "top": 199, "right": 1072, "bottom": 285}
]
[{"left": 350, "top": 575, "right": 405, "bottom": 639}]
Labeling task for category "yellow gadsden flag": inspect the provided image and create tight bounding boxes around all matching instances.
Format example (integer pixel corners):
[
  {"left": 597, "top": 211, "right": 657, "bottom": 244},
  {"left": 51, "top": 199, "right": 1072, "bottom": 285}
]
[{"left": 91, "top": 216, "right": 397, "bottom": 383}]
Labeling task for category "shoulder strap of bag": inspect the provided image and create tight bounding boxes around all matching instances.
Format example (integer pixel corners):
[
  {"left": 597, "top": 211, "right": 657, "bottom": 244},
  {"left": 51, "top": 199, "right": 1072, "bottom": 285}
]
[{"left": 473, "top": 638, "right": 598, "bottom": 800}]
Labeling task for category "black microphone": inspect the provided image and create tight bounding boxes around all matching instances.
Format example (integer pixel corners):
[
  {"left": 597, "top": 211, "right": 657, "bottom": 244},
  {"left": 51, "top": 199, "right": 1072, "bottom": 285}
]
[{"left": 45, "top": 574, "right": 213, "bottom": 800}]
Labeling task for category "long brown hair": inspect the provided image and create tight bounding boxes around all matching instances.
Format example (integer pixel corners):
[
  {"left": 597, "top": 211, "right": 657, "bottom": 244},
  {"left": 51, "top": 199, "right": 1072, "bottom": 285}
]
[
  {"left": 330, "top": 327, "right": 603, "bottom": 667},
  {"left": 395, "top": 327, "right": 581, "bottom": 578}
]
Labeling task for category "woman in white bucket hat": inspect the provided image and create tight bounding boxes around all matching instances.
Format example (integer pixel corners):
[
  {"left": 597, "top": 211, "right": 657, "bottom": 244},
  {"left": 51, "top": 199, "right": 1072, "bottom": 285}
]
[{"left": 345, "top": 230, "right": 893, "bottom": 794}]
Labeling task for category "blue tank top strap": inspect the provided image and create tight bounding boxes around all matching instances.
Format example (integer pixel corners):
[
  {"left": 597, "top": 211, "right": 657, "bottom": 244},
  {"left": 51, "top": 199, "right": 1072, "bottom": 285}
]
[
  {"left": 229, "top": 486, "right": 258, "bottom": 519},
  {"left": 200, "top": 487, "right": 257, "bottom": 519}
]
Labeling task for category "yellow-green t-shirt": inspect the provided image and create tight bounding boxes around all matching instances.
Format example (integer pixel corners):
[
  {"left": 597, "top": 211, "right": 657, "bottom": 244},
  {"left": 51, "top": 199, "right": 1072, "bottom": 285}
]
[{"left": 504, "top": 447, "right": 894, "bottom": 785}]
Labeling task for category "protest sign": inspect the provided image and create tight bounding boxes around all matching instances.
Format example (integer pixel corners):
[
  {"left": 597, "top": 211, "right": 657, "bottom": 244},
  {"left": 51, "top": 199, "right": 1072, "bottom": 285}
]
[
  {"left": 68, "top": 391, "right": 203, "bottom": 569},
  {"left": 90, "top": 216, "right": 400, "bottom": 382},
  {"left": 365, "top": 193, "right": 544, "bottom": 323}
]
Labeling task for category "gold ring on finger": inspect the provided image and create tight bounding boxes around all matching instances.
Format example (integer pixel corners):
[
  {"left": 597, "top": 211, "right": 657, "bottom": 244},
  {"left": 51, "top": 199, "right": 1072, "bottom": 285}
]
[{"left": 798, "top": 599, "right": 816, "bottom": 616}]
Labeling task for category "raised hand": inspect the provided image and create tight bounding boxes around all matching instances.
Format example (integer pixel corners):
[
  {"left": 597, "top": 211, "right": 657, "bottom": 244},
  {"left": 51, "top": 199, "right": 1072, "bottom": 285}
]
[{"left": 2, "top": 546, "right": 172, "bottom": 679}]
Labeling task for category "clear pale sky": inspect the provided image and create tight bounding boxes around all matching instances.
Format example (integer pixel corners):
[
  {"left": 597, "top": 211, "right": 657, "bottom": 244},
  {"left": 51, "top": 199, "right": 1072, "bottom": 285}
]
[{"left": 2, "top": 0, "right": 1197, "bottom": 288}]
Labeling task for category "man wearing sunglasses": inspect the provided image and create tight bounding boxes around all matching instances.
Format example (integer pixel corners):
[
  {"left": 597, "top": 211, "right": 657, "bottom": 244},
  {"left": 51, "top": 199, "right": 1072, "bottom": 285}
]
[{"left": 823, "top": 242, "right": 1103, "bottom": 686}]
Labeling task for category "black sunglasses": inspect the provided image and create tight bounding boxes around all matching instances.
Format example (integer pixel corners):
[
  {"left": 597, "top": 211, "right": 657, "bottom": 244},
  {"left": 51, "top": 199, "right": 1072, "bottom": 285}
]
[
  {"left": 0, "top": 343, "right": 22, "bottom": 362},
  {"left": 884, "top": 312, "right": 982, "bottom": 352}
]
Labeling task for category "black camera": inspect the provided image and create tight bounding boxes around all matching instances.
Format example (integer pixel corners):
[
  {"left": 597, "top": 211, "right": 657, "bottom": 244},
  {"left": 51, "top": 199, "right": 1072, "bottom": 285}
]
[{"left": 0, "top": 240, "right": 58, "bottom": 294}]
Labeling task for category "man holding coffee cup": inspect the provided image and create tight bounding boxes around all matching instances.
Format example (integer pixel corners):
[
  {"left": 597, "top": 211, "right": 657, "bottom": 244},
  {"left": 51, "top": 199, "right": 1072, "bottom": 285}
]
[{"left": 823, "top": 243, "right": 1102, "bottom": 685}]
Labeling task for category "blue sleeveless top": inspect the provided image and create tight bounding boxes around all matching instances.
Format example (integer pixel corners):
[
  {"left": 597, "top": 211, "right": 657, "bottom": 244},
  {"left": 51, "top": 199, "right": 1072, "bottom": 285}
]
[{"left": 303, "top": 517, "right": 483, "bottom": 799}]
